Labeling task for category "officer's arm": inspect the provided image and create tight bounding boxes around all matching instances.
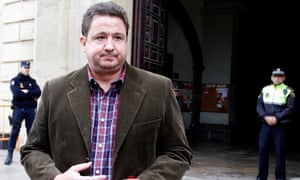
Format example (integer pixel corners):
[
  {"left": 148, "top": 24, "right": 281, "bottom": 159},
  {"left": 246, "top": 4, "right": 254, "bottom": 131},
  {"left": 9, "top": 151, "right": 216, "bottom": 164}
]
[
  {"left": 275, "top": 93, "right": 295, "bottom": 121},
  {"left": 10, "top": 80, "right": 28, "bottom": 98},
  {"left": 256, "top": 92, "right": 267, "bottom": 119},
  {"left": 28, "top": 79, "right": 42, "bottom": 98}
]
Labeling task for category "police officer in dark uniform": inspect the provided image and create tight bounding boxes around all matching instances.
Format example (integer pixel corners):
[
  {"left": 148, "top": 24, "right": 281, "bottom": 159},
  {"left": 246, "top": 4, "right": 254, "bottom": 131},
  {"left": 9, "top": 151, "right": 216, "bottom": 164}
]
[
  {"left": 4, "top": 61, "right": 41, "bottom": 165},
  {"left": 256, "top": 68, "right": 296, "bottom": 180}
]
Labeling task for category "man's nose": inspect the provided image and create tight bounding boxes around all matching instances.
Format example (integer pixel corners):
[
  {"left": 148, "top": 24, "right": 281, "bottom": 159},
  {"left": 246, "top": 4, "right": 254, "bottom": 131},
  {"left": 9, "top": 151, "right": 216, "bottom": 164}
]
[{"left": 104, "top": 37, "right": 114, "bottom": 51}]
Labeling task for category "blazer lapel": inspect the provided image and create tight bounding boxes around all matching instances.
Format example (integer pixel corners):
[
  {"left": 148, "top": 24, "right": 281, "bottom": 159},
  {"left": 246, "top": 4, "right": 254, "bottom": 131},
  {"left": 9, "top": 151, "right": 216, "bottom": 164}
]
[
  {"left": 114, "top": 66, "right": 146, "bottom": 160},
  {"left": 67, "top": 66, "right": 91, "bottom": 156},
  {"left": 64, "top": 65, "right": 146, "bottom": 161}
]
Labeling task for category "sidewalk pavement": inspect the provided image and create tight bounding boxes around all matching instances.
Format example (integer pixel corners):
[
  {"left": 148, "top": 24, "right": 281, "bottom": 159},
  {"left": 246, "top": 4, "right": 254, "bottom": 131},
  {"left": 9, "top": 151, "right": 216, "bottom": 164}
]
[
  {"left": 1, "top": 142, "right": 300, "bottom": 180},
  {"left": 0, "top": 149, "right": 30, "bottom": 180}
]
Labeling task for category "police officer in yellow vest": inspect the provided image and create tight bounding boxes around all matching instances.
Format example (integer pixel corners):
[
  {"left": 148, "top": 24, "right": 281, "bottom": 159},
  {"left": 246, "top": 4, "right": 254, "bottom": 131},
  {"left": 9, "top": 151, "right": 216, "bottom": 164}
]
[{"left": 256, "top": 68, "right": 295, "bottom": 180}]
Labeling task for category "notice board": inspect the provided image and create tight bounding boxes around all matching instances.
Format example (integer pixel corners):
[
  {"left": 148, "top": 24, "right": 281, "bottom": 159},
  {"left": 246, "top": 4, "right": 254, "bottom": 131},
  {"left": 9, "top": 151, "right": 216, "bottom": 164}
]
[
  {"left": 201, "top": 84, "right": 229, "bottom": 113},
  {"left": 173, "top": 80, "right": 192, "bottom": 112},
  {"left": 173, "top": 81, "right": 229, "bottom": 113}
]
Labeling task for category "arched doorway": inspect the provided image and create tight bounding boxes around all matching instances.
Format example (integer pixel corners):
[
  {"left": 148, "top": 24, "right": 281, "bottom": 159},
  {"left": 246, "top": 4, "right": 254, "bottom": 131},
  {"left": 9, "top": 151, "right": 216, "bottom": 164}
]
[{"left": 131, "top": 0, "right": 204, "bottom": 141}]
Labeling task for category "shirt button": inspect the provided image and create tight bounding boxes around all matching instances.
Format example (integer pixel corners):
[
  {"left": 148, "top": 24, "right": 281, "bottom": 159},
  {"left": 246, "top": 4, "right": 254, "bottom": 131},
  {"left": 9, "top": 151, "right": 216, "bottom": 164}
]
[
  {"left": 101, "top": 118, "right": 105, "bottom": 122},
  {"left": 99, "top": 144, "right": 102, "bottom": 148},
  {"left": 95, "top": 170, "right": 100, "bottom": 174}
]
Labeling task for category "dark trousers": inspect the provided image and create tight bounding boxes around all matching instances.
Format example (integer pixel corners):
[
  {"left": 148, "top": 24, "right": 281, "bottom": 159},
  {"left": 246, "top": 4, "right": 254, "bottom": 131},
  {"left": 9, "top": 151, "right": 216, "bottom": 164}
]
[
  {"left": 7, "top": 108, "right": 35, "bottom": 150},
  {"left": 257, "top": 123, "right": 286, "bottom": 180}
]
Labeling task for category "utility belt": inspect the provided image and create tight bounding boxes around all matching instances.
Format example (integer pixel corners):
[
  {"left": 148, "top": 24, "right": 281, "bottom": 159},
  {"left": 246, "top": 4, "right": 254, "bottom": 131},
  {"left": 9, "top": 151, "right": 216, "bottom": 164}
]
[
  {"left": 12, "top": 106, "right": 35, "bottom": 110},
  {"left": 9, "top": 108, "right": 35, "bottom": 126},
  {"left": 260, "top": 118, "right": 292, "bottom": 125},
  {"left": 279, "top": 119, "right": 291, "bottom": 124}
]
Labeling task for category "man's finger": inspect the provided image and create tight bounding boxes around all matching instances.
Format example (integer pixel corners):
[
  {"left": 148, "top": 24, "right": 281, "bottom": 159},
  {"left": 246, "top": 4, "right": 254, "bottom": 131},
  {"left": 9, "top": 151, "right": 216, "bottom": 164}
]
[{"left": 69, "top": 162, "right": 92, "bottom": 172}]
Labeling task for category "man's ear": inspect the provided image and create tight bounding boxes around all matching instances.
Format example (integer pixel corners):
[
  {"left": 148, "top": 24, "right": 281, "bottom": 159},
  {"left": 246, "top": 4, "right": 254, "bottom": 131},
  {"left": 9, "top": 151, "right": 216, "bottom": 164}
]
[{"left": 80, "top": 36, "right": 87, "bottom": 52}]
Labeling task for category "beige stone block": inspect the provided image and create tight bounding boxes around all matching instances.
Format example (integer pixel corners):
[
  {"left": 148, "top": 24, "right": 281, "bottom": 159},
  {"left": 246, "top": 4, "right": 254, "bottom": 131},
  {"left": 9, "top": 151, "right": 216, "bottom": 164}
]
[
  {"left": 0, "top": 82, "right": 12, "bottom": 102},
  {"left": 20, "top": 20, "right": 34, "bottom": 40},
  {"left": 0, "top": 62, "right": 18, "bottom": 81},
  {"left": 19, "top": 41, "right": 34, "bottom": 59},
  {"left": 21, "top": 0, "right": 36, "bottom": 20},
  {"left": 2, "top": 23, "right": 20, "bottom": 42},
  {"left": 2, "top": 2, "right": 21, "bottom": 23},
  {"left": 1, "top": 41, "right": 34, "bottom": 61},
  {"left": 2, "top": 1, "right": 35, "bottom": 23},
  {"left": 3, "top": 0, "right": 20, "bottom": 4}
]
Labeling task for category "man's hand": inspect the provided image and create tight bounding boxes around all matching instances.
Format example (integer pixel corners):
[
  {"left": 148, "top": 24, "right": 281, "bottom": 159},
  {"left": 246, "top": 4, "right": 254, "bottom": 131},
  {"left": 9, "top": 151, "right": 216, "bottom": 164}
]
[{"left": 54, "top": 162, "right": 107, "bottom": 180}]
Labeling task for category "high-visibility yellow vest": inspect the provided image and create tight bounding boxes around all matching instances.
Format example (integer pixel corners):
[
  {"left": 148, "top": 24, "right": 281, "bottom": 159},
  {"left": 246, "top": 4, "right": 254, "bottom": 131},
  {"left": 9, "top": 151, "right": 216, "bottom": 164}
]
[{"left": 262, "top": 83, "right": 292, "bottom": 105}]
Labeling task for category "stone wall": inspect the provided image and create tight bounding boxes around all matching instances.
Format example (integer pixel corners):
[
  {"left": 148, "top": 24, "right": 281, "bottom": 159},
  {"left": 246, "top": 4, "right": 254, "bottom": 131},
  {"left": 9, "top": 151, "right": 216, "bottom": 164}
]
[
  {"left": 0, "top": 0, "right": 133, "bottom": 102},
  {"left": 0, "top": 0, "right": 133, "bottom": 147}
]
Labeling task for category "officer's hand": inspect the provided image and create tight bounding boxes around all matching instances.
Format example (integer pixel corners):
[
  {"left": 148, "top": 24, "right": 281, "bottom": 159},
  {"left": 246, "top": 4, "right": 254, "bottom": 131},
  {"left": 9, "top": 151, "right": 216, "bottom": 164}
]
[
  {"left": 21, "top": 89, "right": 29, "bottom": 93},
  {"left": 265, "top": 116, "right": 277, "bottom": 126},
  {"left": 271, "top": 117, "right": 278, "bottom": 125},
  {"left": 54, "top": 162, "right": 107, "bottom": 180}
]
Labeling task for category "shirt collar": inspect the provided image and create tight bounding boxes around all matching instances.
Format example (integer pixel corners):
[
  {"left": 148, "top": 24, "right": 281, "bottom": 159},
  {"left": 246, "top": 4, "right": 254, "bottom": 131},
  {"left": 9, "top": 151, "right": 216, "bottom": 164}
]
[{"left": 87, "top": 64, "right": 126, "bottom": 90}]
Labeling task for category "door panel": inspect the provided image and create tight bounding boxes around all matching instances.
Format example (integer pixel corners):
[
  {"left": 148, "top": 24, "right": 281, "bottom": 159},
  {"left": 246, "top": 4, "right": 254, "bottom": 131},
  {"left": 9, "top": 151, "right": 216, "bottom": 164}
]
[{"left": 132, "top": 0, "right": 167, "bottom": 75}]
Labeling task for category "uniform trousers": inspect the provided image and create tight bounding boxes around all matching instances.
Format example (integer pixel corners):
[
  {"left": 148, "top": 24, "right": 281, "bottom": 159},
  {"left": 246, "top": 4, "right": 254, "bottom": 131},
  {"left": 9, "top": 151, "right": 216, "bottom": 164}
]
[
  {"left": 257, "top": 123, "right": 287, "bottom": 180},
  {"left": 7, "top": 108, "right": 35, "bottom": 150}
]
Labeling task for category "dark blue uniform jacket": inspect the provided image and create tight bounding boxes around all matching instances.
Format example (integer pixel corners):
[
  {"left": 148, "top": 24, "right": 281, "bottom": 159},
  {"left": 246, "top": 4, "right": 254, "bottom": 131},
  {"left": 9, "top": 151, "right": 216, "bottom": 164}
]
[
  {"left": 256, "top": 87, "right": 295, "bottom": 124},
  {"left": 10, "top": 73, "right": 41, "bottom": 109}
]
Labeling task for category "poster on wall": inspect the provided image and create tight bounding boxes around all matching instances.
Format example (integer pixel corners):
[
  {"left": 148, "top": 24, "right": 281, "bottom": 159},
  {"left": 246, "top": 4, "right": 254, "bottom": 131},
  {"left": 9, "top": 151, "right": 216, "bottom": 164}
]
[
  {"left": 172, "top": 80, "right": 192, "bottom": 112},
  {"left": 172, "top": 81, "right": 229, "bottom": 113},
  {"left": 201, "top": 84, "right": 229, "bottom": 113}
]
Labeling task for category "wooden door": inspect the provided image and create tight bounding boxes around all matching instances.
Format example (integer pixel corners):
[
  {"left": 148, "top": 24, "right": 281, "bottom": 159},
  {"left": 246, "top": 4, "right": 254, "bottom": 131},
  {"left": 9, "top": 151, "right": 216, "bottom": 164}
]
[{"left": 131, "top": 0, "right": 168, "bottom": 76}]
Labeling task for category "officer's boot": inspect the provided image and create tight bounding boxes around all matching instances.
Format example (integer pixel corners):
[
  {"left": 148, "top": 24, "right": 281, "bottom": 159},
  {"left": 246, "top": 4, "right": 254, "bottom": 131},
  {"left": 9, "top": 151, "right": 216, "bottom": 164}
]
[{"left": 4, "top": 149, "right": 13, "bottom": 165}]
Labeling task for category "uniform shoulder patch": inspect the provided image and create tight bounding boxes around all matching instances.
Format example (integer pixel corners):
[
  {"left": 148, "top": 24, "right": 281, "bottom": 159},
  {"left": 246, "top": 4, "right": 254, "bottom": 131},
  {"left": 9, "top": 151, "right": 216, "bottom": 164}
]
[
  {"left": 287, "top": 86, "right": 295, "bottom": 97},
  {"left": 290, "top": 92, "right": 296, "bottom": 97},
  {"left": 288, "top": 86, "right": 294, "bottom": 91}
]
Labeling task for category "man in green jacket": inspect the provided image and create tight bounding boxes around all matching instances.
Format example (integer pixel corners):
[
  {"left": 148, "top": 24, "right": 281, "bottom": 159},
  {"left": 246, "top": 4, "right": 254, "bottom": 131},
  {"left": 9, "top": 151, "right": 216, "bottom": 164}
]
[{"left": 20, "top": 2, "right": 192, "bottom": 180}]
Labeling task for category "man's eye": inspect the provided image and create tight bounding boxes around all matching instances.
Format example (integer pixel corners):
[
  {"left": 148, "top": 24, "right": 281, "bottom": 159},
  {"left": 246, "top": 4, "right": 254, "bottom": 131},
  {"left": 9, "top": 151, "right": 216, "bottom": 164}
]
[
  {"left": 96, "top": 36, "right": 105, "bottom": 41},
  {"left": 114, "top": 36, "right": 123, "bottom": 41}
]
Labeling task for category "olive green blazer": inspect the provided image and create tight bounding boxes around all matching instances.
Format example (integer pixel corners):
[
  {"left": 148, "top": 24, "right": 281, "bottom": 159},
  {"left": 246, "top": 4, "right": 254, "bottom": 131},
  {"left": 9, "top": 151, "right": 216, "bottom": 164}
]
[{"left": 21, "top": 63, "right": 192, "bottom": 180}]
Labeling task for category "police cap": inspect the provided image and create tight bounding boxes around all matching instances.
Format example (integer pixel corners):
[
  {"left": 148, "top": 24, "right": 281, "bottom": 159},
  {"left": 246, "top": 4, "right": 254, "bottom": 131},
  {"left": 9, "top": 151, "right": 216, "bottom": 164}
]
[
  {"left": 21, "top": 61, "right": 30, "bottom": 68},
  {"left": 272, "top": 68, "right": 285, "bottom": 76}
]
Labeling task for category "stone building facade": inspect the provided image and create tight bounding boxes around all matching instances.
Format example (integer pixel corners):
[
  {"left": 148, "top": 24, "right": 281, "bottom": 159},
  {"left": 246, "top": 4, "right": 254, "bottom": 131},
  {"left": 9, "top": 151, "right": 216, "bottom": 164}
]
[
  {"left": 0, "top": 0, "right": 133, "bottom": 103},
  {"left": 0, "top": 0, "right": 133, "bottom": 146}
]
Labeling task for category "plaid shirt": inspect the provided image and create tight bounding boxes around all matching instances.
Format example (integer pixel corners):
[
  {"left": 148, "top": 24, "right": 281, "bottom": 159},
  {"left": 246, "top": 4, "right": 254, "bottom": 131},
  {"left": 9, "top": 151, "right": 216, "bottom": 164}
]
[{"left": 88, "top": 65, "right": 126, "bottom": 179}]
